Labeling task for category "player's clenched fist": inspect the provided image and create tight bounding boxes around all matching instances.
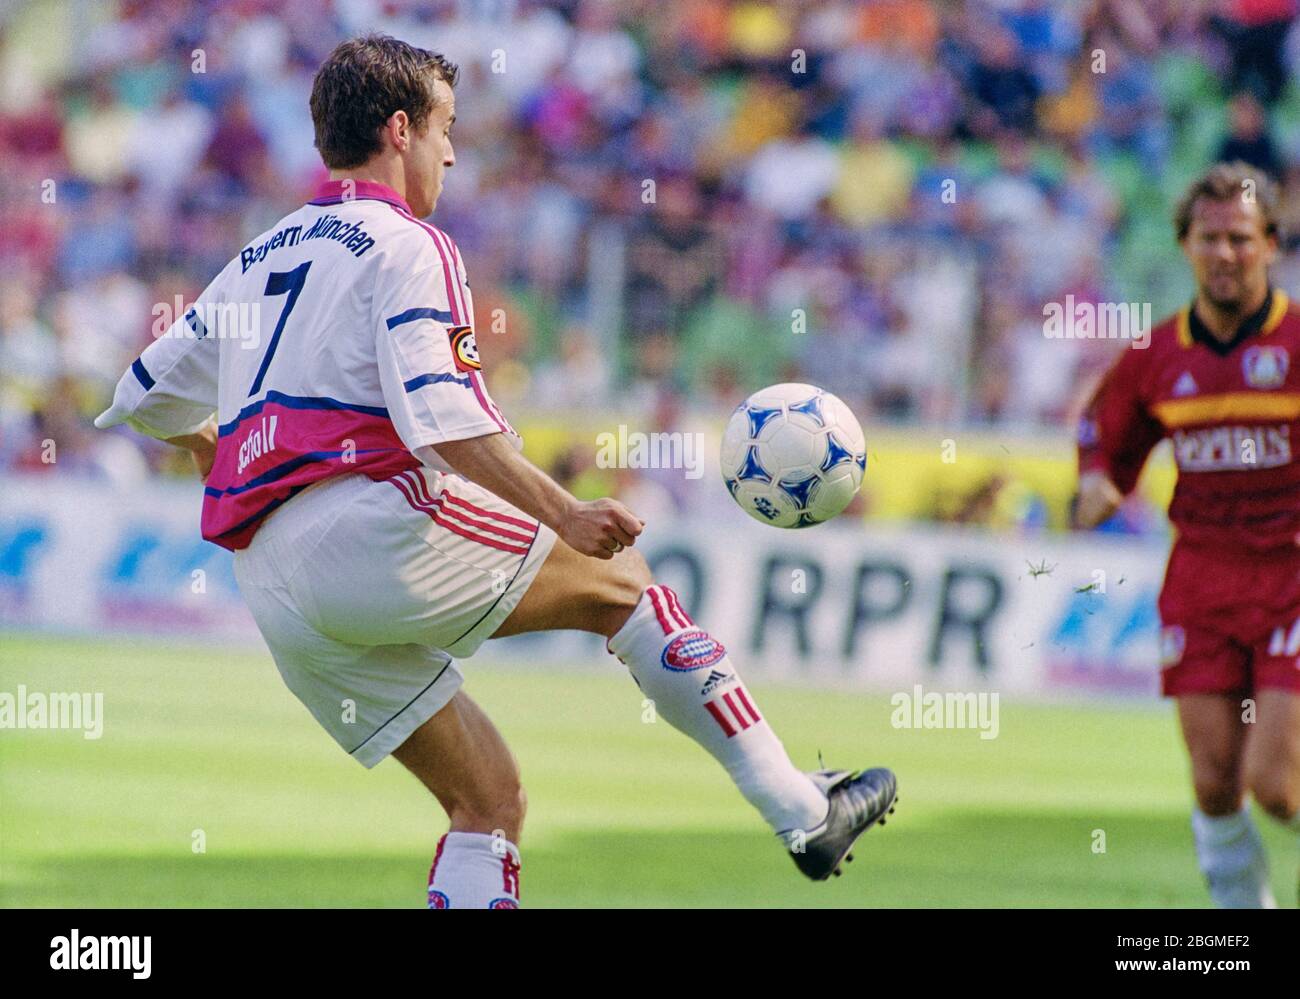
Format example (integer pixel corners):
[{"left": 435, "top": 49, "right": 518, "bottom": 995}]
[
  {"left": 1072, "top": 471, "right": 1123, "bottom": 530},
  {"left": 560, "top": 498, "right": 645, "bottom": 559}
]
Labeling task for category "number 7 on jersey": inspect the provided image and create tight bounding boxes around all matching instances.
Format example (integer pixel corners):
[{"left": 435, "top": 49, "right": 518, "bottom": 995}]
[{"left": 249, "top": 261, "right": 312, "bottom": 397}]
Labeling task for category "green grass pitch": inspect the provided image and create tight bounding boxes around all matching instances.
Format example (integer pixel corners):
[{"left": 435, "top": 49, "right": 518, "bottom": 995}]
[{"left": 1, "top": 633, "right": 1294, "bottom": 907}]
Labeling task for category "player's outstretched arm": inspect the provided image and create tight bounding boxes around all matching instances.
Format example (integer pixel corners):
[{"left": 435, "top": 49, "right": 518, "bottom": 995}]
[
  {"left": 422, "top": 433, "right": 644, "bottom": 559},
  {"left": 1072, "top": 470, "right": 1124, "bottom": 530}
]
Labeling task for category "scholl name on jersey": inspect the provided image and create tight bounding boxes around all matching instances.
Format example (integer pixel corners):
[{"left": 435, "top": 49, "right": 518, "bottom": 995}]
[
  {"left": 236, "top": 414, "right": 278, "bottom": 475},
  {"left": 240, "top": 214, "right": 376, "bottom": 273}
]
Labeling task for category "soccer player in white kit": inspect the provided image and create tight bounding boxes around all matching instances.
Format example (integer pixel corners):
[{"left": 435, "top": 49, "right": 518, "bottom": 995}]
[{"left": 96, "top": 34, "right": 896, "bottom": 907}]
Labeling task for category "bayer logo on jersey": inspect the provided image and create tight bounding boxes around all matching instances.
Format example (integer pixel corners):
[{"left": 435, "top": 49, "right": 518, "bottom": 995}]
[{"left": 720, "top": 383, "right": 867, "bottom": 529}]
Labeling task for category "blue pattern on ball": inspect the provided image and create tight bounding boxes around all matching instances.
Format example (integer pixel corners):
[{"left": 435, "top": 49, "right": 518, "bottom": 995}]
[
  {"left": 744, "top": 403, "right": 783, "bottom": 438},
  {"left": 778, "top": 473, "right": 819, "bottom": 507},
  {"left": 786, "top": 392, "right": 826, "bottom": 427},
  {"left": 819, "top": 431, "right": 856, "bottom": 473},
  {"left": 735, "top": 444, "right": 772, "bottom": 483}
]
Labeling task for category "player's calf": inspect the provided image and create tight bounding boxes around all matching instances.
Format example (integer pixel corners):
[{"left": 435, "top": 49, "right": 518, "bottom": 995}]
[
  {"left": 1191, "top": 775, "right": 1244, "bottom": 818},
  {"left": 1250, "top": 783, "right": 1300, "bottom": 824},
  {"left": 1242, "top": 689, "right": 1300, "bottom": 827},
  {"left": 1245, "top": 762, "right": 1300, "bottom": 825},
  {"left": 1178, "top": 694, "right": 1247, "bottom": 817},
  {"left": 393, "top": 693, "right": 526, "bottom": 908},
  {"left": 1178, "top": 695, "right": 1274, "bottom": 907},
  {"left": 605, "top": 581, "right": 831, "bottom": 838}
]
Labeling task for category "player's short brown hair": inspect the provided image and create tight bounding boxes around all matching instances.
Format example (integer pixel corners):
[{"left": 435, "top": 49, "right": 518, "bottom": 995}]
[
  {"left": 310, "top": 34, "right": 458, "bottom": 170},
  {"left": 1174, "top": 161, "right": 1280, "bottom": 241}
]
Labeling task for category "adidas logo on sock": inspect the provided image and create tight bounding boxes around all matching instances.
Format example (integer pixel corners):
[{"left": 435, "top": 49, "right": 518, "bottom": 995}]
[{"left": 701, "top": 669, "right": 735, "bottom": 695}]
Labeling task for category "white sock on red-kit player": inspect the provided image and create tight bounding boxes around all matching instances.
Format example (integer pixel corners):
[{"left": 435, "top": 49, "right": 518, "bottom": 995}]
[{"left": 1190, "top": 807, "right": 1276, "bottom": 909}]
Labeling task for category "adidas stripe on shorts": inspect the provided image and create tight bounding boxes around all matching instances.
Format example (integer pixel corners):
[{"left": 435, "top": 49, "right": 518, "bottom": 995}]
[{"left": 233, "top": 467, "right": 557, "bottom": 767}]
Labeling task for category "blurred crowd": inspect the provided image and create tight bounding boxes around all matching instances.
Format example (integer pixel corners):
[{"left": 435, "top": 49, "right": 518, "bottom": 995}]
[{"left": 2, "top": 0, "right": 1299, "bottom": 532}]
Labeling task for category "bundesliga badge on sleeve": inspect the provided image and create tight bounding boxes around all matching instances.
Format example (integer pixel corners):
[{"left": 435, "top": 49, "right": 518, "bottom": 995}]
[{"left": 448, "top": 325, "right": 481, "bottom": 371}]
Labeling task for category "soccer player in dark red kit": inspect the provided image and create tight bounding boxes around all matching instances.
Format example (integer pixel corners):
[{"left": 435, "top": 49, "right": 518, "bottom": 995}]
[{"left": 1075, "top": 162, "right": 1300, "bottom": 907}]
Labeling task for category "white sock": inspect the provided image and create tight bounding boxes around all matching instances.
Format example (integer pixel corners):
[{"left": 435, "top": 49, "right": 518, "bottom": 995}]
[
  {"left": 1191, "top": 807, "right": 1276, "bottom": 909},
  {"left": 426, "top": 831, "right": 521, "bottom": 909},
  {"left": 607, "top": 584, "right": 828, "bottom": 836}
]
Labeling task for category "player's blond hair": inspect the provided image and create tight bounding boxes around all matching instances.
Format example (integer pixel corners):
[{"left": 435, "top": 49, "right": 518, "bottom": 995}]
[{"left": 1174, "top": 161, "right": 1280, "bottom": 241}]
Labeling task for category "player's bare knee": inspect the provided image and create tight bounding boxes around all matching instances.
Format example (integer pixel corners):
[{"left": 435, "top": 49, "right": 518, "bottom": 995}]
[
  {"left": 620, "top": 547, "right": 654, "bottom": 592},
  {"left": 1191, "top": 752, "right": 1242, "bottom": 813},
  {"left": 1248, "top": 778, "right": 1299, "bottom": 823},
  {"left": 597, "top": 548, "right": 653, "bottom": 636},
  {"left": 1193, "top": 774, "right": 1242, "bottom": 815},
  {"left": 451, "top": 780, "right": 526, "bottom": 837},
  {"left": 1256, "top": 794, "right": 1298, "bottom": 823},
  {"left": 491, "top": 778, "right": 527, "bottom": 829}
]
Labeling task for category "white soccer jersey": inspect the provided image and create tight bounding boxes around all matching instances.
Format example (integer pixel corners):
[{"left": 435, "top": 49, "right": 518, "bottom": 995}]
[{"left": 96, "top": 179, "right": 519, "bottom": 550}]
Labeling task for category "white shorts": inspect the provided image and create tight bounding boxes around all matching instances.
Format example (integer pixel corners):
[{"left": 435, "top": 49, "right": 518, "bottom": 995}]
[{"left": 233, "top": 467, "right": 556, "bottom": 767}]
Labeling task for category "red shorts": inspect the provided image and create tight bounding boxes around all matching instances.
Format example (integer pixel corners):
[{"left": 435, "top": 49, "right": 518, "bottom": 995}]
[{"left": 1158, "top": 541, "right": 1300, "bottom": 698}]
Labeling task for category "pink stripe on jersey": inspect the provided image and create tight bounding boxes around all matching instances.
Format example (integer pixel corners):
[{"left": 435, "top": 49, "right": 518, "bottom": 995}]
[
  {"left": 391, "top": 207, "right": 464, "bottom": 322},
  {"left": 201, "top": 402, "right": 419, "bottom": 551},
  {"left": 467, "top": 372, "right": 509, "bottom": 435},
  {"left": 437, "top": 239, "right": 509, "bottom": 432},
  {"left": 439, "top": 241, "right": 511, "bottom": 433},
  {"left": 430, "top": 225, "right": 471, "bottom": 323},
  {"left": 388, "top": 206, "right": 510, "bottom": 435},
  {"left": 470, "top": 370, "right": 513, "bottom": 435}
]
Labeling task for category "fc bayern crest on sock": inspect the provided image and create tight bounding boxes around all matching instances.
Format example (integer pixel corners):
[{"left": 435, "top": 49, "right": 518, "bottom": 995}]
[
  {"left": 427, "top": 889, "right": 450, "bottom": 909},
  {"left": 662, "top": 630, "right": 727, "bottom": 671}
]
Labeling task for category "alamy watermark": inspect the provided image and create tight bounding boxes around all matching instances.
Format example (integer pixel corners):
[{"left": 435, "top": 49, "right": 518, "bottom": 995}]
[
  {"left": 152, "top": 295, "right": 262, "bottom": 350},
  {"left": 595, "top": 425, "right": 704, "bottom": 479},
  {"left": 0, "top": 685, "right": 103, "bottom": 739},
  {"left": 1043, "top": 296, "right": 1151, "bottom": 349},
  {"left": 890, "top": 684, "right": 999, "bottom": 740},
  {"left": 50, "top": 930, "right": 150, "bottom": 979}
]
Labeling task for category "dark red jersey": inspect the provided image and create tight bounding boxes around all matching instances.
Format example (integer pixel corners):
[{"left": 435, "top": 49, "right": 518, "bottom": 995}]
[{"left": 1078, "top": 288, "right": 1300, "bottom": 552}]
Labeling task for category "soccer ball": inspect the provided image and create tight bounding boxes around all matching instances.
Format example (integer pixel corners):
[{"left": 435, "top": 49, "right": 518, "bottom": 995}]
[{"left": 720, "top": 383, "right": 867, "bottom": 528}]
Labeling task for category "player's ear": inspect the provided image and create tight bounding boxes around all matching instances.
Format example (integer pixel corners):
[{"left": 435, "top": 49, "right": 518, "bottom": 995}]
[{"left": 386, "top": 109, "right": 411, "bottom": 152}]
